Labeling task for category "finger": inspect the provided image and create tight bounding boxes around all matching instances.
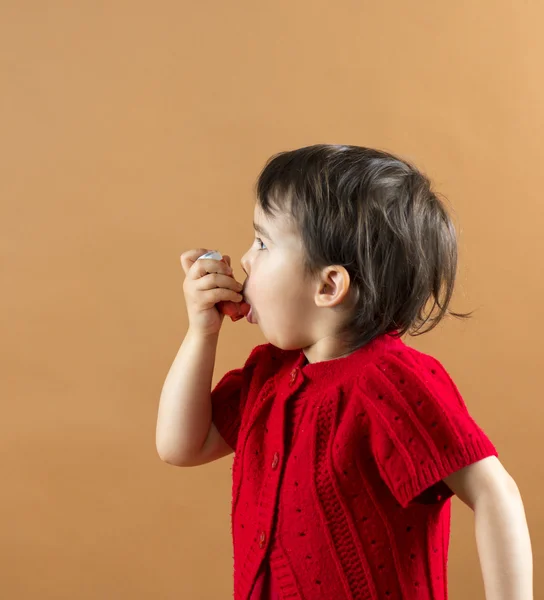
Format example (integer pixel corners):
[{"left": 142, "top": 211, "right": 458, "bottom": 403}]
[
  {"left": 190, "top": 258, "right": 232, "bottom": 280},
  {"left": 180, "top": 248, "right": 213, "bottom": 274},
  {"left": 195, "top": 273, "right": 244, "bottom": 292},
  {"left": 203, "top": 288, "right": 244, "bottom": 305}
]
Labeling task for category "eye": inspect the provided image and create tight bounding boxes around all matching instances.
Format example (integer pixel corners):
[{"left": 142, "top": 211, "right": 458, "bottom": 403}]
[{"left": 254, "top": 237, "right": 267, "bottom": 251}]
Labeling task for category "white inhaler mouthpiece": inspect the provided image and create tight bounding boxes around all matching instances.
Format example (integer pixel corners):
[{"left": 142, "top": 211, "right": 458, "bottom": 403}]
[{"left": 197, "top": 250, "right": 223, "bottom": 261}]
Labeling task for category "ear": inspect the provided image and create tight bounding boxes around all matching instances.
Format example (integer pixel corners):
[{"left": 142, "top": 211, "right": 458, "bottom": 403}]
[{"left": 314, "top": 266, "right": 351, "bottom": 308}]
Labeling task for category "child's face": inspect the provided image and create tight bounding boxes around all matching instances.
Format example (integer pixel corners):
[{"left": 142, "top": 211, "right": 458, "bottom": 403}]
[{"left": 241, "top": 203, "right": 336, "bottom": 352}]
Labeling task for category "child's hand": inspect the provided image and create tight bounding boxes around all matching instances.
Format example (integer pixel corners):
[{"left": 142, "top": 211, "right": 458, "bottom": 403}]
[{"left": 180, "top": 249, "right": 247, "bottom": 336}]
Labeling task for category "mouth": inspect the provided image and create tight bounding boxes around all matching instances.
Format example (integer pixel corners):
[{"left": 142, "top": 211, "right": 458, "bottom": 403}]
[
  {"left": 242, "top": 291, "right": 256, "bottom": 324},
  {"left": 246, "top": 305, "right": 256, "bottom": 324}
]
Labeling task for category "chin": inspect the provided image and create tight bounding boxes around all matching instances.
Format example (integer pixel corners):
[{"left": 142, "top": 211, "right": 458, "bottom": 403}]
[{"left": 265, "top": 335, "right": 307, "bottom": 352}]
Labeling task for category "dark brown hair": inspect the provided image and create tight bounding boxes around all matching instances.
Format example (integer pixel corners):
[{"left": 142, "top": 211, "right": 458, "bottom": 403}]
[{"left": 255, "top": 144, "right": 473, "bottom": 351}]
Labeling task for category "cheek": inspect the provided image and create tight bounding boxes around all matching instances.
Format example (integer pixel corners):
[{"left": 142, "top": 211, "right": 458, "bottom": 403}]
[
  {"left": 250, "top": 256, "right": 308, "bottom": 313},
  {"left": 260, "top": 281, "right": 309, "bottom": 322},
  {"left": 256, "top": 262, "right": 293, "bottom": 298}
]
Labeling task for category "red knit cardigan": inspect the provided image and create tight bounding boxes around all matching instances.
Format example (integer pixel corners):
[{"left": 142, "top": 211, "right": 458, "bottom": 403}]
[{"left": 211, "top": 331, "right": 498, "bottom": 600}]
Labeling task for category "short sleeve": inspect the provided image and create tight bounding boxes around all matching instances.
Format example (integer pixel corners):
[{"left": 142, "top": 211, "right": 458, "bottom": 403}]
[
  {"left": 211, "top": 344, "right": 270, "bottom": 451},
  {"left": 357, "top": 349, "right": 498, "bottom": 508}
]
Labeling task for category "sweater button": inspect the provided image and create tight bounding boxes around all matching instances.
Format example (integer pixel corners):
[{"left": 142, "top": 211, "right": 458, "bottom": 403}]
[
  {"left": 259, "top": 530, "right": 267, "bottom": 549},
  {"left": 289, "top": 368, "right": 298, "bottom": 385},
  {"left": 271, "top": 452, "right": 280, "bottom": 470}
]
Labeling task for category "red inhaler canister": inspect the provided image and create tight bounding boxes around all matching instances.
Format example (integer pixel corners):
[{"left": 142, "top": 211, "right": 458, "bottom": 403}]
[{"left": 196, "top": 250, "right": 251, "bottom": 321}]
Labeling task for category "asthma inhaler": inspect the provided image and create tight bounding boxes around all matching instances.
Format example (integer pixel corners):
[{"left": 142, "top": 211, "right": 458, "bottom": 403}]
[{"left": 196, "top": 250, "right": 251, "bottom": 322}]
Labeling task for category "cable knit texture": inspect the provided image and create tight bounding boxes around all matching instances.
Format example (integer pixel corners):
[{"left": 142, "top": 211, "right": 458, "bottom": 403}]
[{"left": 211, "top": 331, "right": 498, "bottom": 600}]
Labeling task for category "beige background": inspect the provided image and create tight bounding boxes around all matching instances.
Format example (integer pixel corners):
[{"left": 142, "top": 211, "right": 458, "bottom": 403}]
[{"left": 2, "top": 1, "right": 541, "bottom": 598}]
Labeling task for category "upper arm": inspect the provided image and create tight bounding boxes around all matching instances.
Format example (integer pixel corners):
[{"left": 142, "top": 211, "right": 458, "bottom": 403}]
[
  {"left": 173, "top": 423, "right": 234, "bottom": 467},
  {"left": 356, "top": 351, "right": 498, "bottom": 508},
  {"left": 199, "top": 422, "right": 234, "bottom": 464},
  {"left": 209, "top": 343, "right": 272, "bottom": 451},
  {"left": 443, "top": 455, "right": 518, "bottom": 509}
]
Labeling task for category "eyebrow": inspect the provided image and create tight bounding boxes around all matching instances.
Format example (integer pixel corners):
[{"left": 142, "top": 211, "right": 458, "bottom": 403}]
[{"left": 253, "top": 221, "right": 273, "bottom": 240}]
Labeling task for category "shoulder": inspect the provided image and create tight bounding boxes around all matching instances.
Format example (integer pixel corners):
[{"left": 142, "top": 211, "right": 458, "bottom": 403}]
[
  {"left": 352, "top": 343, "right": 468, "bottom": 415},
  {"left": 343, "top": 344, "right": 497, "bottom": 507},
  {"left": 242, "top": 342, "right": 294, "bottom": 388},
  {"left": 244, "top": 342, "right": 289, "bottom": 369},
  {"left": 245, "top": 342, "right": 282, "bottom": 363}
]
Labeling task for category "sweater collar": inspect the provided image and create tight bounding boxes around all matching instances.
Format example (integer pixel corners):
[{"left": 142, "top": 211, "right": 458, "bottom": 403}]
[{"left": 291, "top": 330, "right": 403, "bottom": 382}]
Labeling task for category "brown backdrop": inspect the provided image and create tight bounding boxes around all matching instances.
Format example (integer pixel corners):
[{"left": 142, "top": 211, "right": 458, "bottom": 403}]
[{"left": 2, "top": 1, "right": 541, "bottom": 598}]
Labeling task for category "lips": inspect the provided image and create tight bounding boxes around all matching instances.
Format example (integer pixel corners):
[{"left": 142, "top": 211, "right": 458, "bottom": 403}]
[
  {"left": 242, "top": 292, "right": 256, "bottom": 323},
  {"left": 241, "top": 284, "right": 256, "bottom": 323},
  {"left": 241, "top": 284, "right": 249, "bottom": 306}
]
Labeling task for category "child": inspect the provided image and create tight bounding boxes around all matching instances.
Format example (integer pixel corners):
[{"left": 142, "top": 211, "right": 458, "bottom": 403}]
[{"left": 156, "top": 144, "right": 533, "bottom": 599}]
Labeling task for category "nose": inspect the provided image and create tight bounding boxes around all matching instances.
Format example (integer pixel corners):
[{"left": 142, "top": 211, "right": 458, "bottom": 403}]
[
  {"left": 240, "top": 250, "right": 250, "bottom": 277},
  {"left": 240, "top": 252, "right": 251, "bottom": 296}
]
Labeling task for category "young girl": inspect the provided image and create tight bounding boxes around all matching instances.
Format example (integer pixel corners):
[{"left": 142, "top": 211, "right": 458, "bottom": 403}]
[{"left": 157, "top": 144, "right": 533, "bottom": 599}]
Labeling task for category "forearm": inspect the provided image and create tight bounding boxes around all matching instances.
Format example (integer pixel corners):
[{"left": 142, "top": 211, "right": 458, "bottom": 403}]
[
  {"left": 156, "top": 328, "right": 219, "bottom": 464},
  {"left": 474, "top": 478, "right": 533, "bottom": 600}
]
